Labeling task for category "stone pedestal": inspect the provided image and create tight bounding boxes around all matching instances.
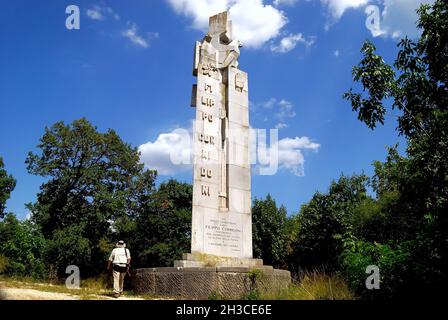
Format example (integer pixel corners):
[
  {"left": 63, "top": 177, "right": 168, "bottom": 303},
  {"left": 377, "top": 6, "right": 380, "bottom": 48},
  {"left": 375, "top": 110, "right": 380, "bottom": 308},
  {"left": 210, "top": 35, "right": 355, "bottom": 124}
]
[
  {"left": 132, "top": 266, "right": 291, "bottom": 299},
  {"left": 133, "top": 252, "right": 291, "bottom": 299}
]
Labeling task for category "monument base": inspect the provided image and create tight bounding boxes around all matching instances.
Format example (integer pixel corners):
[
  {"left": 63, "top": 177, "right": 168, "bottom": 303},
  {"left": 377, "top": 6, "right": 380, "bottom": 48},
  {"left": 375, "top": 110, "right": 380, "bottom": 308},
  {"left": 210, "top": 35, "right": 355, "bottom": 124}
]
[{"left": 132, "top": 265, "right": 291, "bottom": 299}]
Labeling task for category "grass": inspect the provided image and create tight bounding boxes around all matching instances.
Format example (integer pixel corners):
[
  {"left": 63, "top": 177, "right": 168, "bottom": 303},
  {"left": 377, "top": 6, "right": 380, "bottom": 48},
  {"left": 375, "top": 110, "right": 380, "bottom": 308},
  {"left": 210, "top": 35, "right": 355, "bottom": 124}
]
[
  {"left": 0, "top": 255, "right": 9, "bottom": 274},
  {"left": 260, "top": 271, "right": 356, "bottom": 300}
]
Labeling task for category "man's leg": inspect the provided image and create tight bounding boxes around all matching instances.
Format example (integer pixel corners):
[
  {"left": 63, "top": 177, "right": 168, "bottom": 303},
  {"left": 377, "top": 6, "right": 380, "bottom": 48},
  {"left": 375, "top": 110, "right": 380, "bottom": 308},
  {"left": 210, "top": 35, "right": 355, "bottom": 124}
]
[
  {"left": 119, "top": 272, "right": 125, "bottom": 294},
  {"left": 113, "top": 270, "right": 120, "bottom": 295}
]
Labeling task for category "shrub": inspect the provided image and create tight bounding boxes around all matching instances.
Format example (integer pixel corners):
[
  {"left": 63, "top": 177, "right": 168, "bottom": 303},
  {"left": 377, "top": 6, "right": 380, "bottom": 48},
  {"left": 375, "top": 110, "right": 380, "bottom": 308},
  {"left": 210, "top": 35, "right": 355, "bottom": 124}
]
[
  {"left": 0, "top": 214, "right": 47, "bottom": 279},
  {"left": 340, "top": 240, "right": 411, "bottom": 299},
  {"left": 45, "top": 225, "right": 92, "bottom": 277}
]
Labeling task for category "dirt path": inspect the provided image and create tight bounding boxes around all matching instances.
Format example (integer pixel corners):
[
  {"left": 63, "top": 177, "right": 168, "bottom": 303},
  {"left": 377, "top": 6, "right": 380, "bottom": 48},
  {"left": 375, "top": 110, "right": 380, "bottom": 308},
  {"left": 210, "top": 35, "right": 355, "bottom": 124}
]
[
  {"left": 0, "top": 287, "right": 78, "bottom": 300},
  {"left": 0, "top": 282, "right": 144, "bottom": 300}
]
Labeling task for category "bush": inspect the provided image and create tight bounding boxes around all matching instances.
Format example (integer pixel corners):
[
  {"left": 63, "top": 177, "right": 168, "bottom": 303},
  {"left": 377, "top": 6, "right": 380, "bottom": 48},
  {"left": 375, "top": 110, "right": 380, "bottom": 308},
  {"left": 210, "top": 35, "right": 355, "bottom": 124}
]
[
  {"left": 0, "top": 214, "right": 47, "bottom": 279},
  {"left": 45, "top": 225, "right": 92, "bottom": 277},
  {"left": 340, "top": 240, "right": 411, "bottom": 299}
]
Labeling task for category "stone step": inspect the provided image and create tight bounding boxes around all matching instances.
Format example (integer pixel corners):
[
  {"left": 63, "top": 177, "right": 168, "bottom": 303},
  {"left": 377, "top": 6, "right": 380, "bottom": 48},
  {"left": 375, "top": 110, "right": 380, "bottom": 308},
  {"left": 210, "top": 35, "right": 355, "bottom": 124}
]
[{"left": 181, "top": 253, "right": 263, "bottom": 267}]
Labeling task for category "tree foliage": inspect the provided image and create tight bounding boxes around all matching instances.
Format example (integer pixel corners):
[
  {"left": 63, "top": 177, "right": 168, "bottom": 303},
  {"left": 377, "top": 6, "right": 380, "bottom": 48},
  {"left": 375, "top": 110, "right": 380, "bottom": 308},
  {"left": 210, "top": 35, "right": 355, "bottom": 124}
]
[
  {"left": 252, "top": 195, "right": 288, "bottom": 268},
  {"left": 0, "top": 157, "right": 16, "bottom": 218},
  {"left": 26, "top": 118, "right": 157, "bottom": 276},
  {"left": 338, "top": 0, "right": 448, "bottom": 297},
  {"left": 127, "top": 179, "right": 192, "bottom": 267},
  {"left": 291, "top": 174, "right": 370, "bottom": 273},
  {"left": 0, "top": 214, "right": 47, "bottom": 279}
]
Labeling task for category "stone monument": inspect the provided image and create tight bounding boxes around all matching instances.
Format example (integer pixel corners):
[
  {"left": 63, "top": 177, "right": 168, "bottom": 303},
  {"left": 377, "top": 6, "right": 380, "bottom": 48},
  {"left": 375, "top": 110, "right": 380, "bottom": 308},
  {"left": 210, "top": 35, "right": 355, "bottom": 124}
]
[
  {"left": 133, "top": 12, "right": 291, "bottom": 299},
  {"left": 175, "top": 10, "right": 255, "bottom": 268}
]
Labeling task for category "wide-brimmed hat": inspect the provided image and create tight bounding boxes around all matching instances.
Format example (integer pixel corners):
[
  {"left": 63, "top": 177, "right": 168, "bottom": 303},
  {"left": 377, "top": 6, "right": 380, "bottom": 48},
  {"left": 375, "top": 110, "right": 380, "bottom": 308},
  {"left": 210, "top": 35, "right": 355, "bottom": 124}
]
[{"left": 116, "top": 240, "right": 126, "bottom": 247}]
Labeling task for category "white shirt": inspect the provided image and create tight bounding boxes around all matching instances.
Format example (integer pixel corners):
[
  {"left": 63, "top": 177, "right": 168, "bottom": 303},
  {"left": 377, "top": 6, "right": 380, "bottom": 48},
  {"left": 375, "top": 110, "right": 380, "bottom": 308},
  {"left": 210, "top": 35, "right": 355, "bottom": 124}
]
[{"left": 109, "top": 247, "right": 131, "bottom": 266}]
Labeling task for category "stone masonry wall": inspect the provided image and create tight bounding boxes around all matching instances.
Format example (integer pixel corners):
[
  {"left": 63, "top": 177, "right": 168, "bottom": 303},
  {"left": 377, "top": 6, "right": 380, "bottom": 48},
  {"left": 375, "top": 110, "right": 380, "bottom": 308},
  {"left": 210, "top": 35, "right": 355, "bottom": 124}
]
[{"left": 132, "top": 267, "right": 291, "bottom": 300}]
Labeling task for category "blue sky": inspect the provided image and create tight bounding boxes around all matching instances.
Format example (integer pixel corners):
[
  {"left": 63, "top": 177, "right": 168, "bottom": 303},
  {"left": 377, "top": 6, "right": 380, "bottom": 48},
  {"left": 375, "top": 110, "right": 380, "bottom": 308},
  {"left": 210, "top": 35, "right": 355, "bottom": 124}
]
[{"left": 0, "top": 0, "right": 431, "bottom": 219}]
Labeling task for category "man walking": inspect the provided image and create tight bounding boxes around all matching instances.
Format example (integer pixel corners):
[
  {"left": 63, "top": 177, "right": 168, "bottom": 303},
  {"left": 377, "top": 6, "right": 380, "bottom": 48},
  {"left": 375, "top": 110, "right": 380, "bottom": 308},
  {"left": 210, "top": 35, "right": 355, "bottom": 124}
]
[{"left": 108, "top": 240, "right": 131, "bottom": 298}]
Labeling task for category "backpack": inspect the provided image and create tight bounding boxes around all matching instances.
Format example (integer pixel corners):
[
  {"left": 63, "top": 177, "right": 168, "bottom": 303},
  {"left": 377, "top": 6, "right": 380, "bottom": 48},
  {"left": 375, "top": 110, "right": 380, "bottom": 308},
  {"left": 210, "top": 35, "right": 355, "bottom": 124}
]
[{"left": 112, "top": 247, "right": 131, "bottom": 275}]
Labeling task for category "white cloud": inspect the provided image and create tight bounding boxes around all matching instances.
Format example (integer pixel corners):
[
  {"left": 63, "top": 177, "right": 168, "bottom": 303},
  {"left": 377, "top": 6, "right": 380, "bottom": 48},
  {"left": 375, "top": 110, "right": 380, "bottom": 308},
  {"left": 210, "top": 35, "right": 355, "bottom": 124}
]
[
  {"left": 258, "top": 136, "right": 320, "bottom": 176},
  {"left": 87, "top": 8, "right": 104, "bottom": 21},
  {"left": 167, "top": 0, "right": 228, "bottom": 29},
  {"left": 277, "top": 99, "right": 296, "bottom": 119},
  {"left": 261, "top": 98, "right": 296, "bottom": 121},
  {"left": 271, "top": 33, "right": 315, "bottom": 53},
  {"left": 321, "top": 0, "right": 435, "bottom": 39},
  {"left": 274, "top": 0, "right": 299, "bottom": 6},
  {"left": 105, "top": 7, "right": 121, "bottom": 21},
  {"left": 321, "top": 0, "right": 369, "bottom": 20},
  {"left": 166, "top": 0, "right": 287, "bottom": 48},
  {"left": 262, "top": 98, "right": 277, "bottom": 109},
  {"left": 277, "top": 136, "right": 320, "bottom": 176},
  {"left": 122, "top": 23, "right": 156, "bottom": 48},
  {"left": 275, "top": 123, "right": 288, "bottom": 129},
  {"left": 229, "top": 0, "right": 287, "bottom": 48},
  {"left": 333, "top": 49, "right": 340, "bottom": 57},
  {"left": 377, "top": 0, "right": 435, "bottom": 39},
  {"left": 139, "top": 128, "right": 192, "bottom": 175},
  {"left": 86, "top": 5, "right": 120, "bottom": 21},
  {"left": 87, "top": 5, "right": 157, "bottom": 49}
]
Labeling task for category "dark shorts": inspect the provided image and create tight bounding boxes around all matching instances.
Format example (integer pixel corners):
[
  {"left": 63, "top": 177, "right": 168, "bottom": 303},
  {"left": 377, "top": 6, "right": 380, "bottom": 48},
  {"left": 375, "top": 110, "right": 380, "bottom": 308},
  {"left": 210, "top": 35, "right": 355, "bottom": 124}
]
[{"left": 113, "top": 264, "right": 128, "bottom": 273}]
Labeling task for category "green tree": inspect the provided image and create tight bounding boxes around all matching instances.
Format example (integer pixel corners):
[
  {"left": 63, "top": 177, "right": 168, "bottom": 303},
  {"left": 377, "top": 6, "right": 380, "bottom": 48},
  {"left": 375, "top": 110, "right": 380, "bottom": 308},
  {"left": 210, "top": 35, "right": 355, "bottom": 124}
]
[
  {"left": 26, "top": 118, "right": 156, "bottom": 276},
  {"left": 45, "top": 224, "right": 92, "bottom": 277},
  {"left": 130, "top": 179, "right": 192, "bottom": 267},
  {"left": 292, "top": 174, "right": 370, "bottom": 272},
  {"left": 252, "top": 194, "right": 288, "bottom": 268},
  {"left": 0, "top": 214, "right": 47, "bottom": 278},
  {"left": 343, "top": 0, "right": 448, "bottom": 295},
  {"left": 0, "top": 157, "right": 16, "bottom": 218},
  {"left": 352, "top": 148, "right": 422, "bottom": 243},
  {"left": 283, "top": 214, "right": 301, "bottom": 272}
]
